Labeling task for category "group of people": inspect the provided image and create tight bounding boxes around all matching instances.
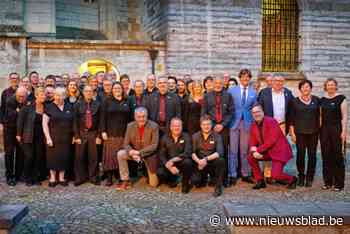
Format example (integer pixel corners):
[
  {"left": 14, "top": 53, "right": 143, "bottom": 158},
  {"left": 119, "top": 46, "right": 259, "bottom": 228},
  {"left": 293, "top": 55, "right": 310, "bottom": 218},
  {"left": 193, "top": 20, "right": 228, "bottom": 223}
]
[{"left": 0, "top": 69, "right": 347, "bottom": 197}]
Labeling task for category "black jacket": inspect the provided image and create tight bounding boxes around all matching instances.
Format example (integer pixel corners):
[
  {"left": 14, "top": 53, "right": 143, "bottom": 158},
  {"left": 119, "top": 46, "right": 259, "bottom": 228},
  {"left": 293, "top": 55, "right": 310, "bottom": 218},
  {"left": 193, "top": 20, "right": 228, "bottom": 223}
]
[
  {"left": 3, "top": 95, "right": 26, "bottom": 128},
  {"left": 73, "top": 99, "right": 100, "bottom": 138},
  {"left": 16, "top": 104, "right": 38, "bottom": 143},
  {"left": 0, "top": 87, "right": 16, "bottom": 124},
  {"left": 142, "top": 92, "right": 181, "bottom": 128},
  {"left": 201, "top": 90, "right": 234, "bottom": 128}
]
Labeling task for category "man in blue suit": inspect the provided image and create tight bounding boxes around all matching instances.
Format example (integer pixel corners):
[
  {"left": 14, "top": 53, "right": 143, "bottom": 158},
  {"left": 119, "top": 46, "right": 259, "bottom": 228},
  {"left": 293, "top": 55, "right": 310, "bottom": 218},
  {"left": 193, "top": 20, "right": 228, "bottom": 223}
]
[{"left": 227, "top": 69, "right": 257, "bottom": 185}]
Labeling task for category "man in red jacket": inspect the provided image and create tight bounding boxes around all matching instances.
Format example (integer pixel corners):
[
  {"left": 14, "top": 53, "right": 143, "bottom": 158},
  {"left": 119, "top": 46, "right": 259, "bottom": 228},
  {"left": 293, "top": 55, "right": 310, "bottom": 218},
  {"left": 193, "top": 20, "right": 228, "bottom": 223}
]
[{"left": 247, "top": 104, "right": 297, "bottom": 189}]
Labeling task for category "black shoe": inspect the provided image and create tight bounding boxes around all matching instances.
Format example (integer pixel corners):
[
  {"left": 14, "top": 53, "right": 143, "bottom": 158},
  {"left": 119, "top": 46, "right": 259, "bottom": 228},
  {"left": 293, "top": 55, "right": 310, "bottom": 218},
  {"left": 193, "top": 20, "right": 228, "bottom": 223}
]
[
  {"left": 181, "top": 184, "right": 192, "bottom": 194},
  {"left": 105, "top": 179, "right": 113, "bottom": 187},
  {"left": 305, "top": 179, "right": 313, "bottom": 187},
  {"left": 74, "top": 181, "right": 85, "bottom": 187},
  {"left": 287, "top": 176, "right": 297, "bottom": 189},
  {"left": 333, "top": 187, "right": 343, "bottom": 192},
  {"left": 59, "top": 181, "right": 69, "bottom": 187},
  {"left": 242, "top": 176, "right": 254, "bottom": 184},
  {"left": 213, "top": 186, "right": 223, "bottom": 197},
  {"left": 322, "top": 184, "right": 331, "bottom": 190},
  {"left": 7, "top": 178, "right": 16, "bottom": 187},
  {"left": 297, "top": 175, "right": 305, "bottom": 187},
  {"left": 48, "top": 181, "right": 57, "bottom": 187},
  {"left": 253, "top": 180, "right": 266, "bottom": 190}
]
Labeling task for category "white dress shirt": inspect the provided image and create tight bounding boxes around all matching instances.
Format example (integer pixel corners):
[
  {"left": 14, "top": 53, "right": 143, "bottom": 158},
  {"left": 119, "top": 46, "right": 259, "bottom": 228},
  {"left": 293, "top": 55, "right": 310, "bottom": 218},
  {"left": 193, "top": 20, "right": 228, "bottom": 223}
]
[{"left": 272, "top": 89, "right": 286, "bottom": 123}]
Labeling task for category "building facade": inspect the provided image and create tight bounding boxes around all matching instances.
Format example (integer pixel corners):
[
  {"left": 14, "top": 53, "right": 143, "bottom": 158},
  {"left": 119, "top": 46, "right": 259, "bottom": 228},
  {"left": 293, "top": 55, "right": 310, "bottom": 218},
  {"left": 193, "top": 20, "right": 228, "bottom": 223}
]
[{"left": 0, "top": 0, "right": 349, "bottom": 105}]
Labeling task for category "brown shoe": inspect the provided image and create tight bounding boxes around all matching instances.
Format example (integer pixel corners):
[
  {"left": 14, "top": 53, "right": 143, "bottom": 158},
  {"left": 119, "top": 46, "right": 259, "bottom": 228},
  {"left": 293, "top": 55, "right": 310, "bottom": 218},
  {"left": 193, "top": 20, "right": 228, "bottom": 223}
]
[{"left": 116, "top": 181, "right": 131, "bottom": 191}]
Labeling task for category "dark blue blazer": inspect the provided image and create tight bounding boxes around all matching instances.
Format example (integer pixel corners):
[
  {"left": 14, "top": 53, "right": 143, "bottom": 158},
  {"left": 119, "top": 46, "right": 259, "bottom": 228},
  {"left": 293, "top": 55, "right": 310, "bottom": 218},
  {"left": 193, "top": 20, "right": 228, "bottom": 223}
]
[{"left": 257, "top": 87, "right": 294, "bottom": 133}]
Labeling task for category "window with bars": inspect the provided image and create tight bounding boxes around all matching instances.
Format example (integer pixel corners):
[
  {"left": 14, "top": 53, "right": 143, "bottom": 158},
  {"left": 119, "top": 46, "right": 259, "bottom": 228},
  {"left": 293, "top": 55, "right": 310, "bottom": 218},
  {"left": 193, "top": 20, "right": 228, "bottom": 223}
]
[{"left": 262, "top": 0, "right": 299, "bottom": 72}]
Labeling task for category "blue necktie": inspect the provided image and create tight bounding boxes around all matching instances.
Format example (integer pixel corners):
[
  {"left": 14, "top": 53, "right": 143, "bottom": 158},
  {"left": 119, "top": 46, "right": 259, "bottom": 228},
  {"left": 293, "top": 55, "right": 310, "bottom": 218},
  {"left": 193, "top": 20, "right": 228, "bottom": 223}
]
[{"left": 241, "top": 87, "right": 247, "bottom": 106}]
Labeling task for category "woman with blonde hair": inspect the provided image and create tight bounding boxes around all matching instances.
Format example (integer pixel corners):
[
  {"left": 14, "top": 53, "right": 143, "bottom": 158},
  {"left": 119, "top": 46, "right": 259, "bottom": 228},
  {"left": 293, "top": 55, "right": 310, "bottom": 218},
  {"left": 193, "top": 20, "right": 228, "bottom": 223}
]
[
  {"left": 16, "top": 87, "right": 47, "bottom": 185},
  {"left": 320, "top": 78, "right": 348, "bottom": 191},
  {"left": 184, "top": 80, "right": 204, "bottom": 136}
]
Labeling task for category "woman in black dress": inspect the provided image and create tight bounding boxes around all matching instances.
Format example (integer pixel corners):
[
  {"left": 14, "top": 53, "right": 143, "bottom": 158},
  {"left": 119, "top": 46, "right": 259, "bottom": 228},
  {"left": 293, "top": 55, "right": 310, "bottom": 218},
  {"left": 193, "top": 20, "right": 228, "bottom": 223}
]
[
  {"left": 65, "top": 80, "right": 80, "bottom": 108},
  {"left": 320, "top": 78, "right": 348, "bottom": 191},
  {"left": 16, "top": 87, "right": 46, "bottom": 186},
  {"left": 185, "top": 80, "right": 204, "bottom": 136},
  {"left": 290, "top": 80, "right": 320, "bottom": 187},
  {"left": 64, "top": 80, "right": 80, "bottom": 181},
  {"left": 100, "top": 82, "right": 133, "bottom": 186},
  {"left": 43, "top": 87, "right": 74, "bottom": 187}
]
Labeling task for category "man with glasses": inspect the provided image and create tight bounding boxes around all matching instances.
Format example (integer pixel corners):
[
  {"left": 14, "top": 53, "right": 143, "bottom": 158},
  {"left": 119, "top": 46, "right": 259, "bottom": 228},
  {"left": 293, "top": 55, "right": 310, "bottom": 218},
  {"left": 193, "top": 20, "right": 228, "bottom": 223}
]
[{"left": 257, "top": 73, "right": 294, "bottom": 183}]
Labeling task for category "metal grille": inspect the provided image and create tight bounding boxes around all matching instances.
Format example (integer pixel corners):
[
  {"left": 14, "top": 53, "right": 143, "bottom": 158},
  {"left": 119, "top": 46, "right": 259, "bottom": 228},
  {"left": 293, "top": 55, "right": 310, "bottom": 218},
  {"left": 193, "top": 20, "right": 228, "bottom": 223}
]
[{"left": 262, "top": 0, "right": 299, "bottom": 72}]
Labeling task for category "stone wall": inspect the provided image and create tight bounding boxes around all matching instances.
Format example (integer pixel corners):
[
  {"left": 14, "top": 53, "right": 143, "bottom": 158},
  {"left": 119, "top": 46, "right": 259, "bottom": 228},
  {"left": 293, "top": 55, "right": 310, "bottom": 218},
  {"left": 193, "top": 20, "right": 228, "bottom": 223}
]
[
  {"left": 26, "top": 39, "right": 166, "bottom": 81},
  {"left": 143, "top": 0, "right": 168, "bottom": 41},
  {"left": 56, "top": 0, "right": 99, "bottom": 31},
  {"left": 25, "top": 0, "right": 56, "bottom": 35},
  {"left": 0, "top": 37, "right": 27, "bottom": 89},
  {"left": 165, "top": 0, "right": 261, "bottom": 79},
  {"left": 0, "top": 0, "right": 23, "bottom": 27}
]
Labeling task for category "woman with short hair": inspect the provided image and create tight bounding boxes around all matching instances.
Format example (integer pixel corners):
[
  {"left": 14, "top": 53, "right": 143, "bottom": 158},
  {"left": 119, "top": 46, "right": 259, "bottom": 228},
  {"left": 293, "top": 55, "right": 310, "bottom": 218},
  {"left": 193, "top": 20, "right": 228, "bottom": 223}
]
[
  {"left": 320, "top": 78, "right": 348, "bottom": 191},
  {"left": 290, "top": 80, "right": 320, "bottom": 187},
  {"left": 43, "top": 87, "right": 74, "bottom": 187}
]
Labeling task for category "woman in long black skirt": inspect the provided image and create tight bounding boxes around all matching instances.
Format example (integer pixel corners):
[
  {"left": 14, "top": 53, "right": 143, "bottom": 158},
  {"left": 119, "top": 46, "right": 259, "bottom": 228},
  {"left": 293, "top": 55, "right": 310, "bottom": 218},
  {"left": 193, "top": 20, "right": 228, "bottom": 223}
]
[{"left": 100, "top": 82, "right": 133, "bottom": 186}]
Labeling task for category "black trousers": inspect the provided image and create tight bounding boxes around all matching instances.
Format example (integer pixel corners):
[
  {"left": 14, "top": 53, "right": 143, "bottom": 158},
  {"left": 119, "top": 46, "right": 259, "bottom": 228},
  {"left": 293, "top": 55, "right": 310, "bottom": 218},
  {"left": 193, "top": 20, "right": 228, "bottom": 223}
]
[
  {"left": 320, "top": 125, "right": 345, "bottom": 188},
  {"left": 220, "top": 128, "right": 230, "bottom": 181},
  {"left": 21, "top": 140, "right": 46, "bottom": 183},
  {"left": 74, "top": 131, "right": 99, "bottom": 183},
  {"left": 3, "top": 127, "right": 24, "bottom": 180},
  {"left": 157, "top": 158, "right": 193, "bottom": 187},
  {"left": 295, "top": 132, "right": 318, "bottom": 180},
  {"left": 191, "top": 157, "right": 225, "bottom": 187}
]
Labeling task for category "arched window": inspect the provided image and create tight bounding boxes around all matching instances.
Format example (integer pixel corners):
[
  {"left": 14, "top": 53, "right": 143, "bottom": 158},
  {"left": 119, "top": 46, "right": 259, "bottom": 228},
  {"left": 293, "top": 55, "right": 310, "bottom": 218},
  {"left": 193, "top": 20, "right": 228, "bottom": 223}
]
[{"left": 262, "top": 0, "right": 299, "bottom": 72}]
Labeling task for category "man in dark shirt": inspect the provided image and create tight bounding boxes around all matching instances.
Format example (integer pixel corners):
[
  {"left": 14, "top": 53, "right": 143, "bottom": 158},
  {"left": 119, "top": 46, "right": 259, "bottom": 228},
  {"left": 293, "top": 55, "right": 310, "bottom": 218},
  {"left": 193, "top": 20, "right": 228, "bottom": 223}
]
[
  {"left": 3, "top": 87, "right": 27, "bottom": 186},
  {"left": 144, "top": 74, "right": 158, "bottom": 96},
  {"left": 142, "top": 77, "right": 181, "bottom": 135},
  {"left": 0, "top": 72, "right": 19, "bottom": 124},
  {"left": 73, "top": 85, "right": 101, "bottom": 186},
  {"left": 157, "top": 118, "right": 193, "bottom": 193},
  {"left": 201, "top": 77, "right": 234, "bottom": 187},
  {"left": 191, "top": 115, "right": 225, "bottom": 197},
  {"left": 176, "top": 79, "right": 188, "bottom": 127}
]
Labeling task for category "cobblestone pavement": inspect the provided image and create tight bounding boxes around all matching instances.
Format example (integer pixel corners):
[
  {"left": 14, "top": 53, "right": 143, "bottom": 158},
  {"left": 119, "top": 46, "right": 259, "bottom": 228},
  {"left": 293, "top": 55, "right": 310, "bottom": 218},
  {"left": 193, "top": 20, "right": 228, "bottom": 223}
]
[{"left": 0, "top": 153, "right": 349, "bottom": 234}]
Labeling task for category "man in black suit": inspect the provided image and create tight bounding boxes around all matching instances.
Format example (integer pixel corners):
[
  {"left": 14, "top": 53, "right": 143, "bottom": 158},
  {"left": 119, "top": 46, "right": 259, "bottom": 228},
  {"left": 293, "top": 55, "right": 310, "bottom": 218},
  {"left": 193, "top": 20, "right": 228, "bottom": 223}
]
[
  {"left": 142, "top": 77, "right": 181, "bottom": 135},
  {"left": 257, "top": 73, "right": 294, "bottom": 183},
  {"left": 3, "top": 87, "right": 27, "bottom": 186},
  {"left": 201, "top": 77, "right": 234, "bottom": 187}
]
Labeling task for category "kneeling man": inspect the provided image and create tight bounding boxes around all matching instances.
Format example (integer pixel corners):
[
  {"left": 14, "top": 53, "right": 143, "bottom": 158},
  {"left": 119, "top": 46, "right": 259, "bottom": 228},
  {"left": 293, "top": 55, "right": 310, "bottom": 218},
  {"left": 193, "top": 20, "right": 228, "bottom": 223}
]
[
  {"left": 157, "top": 117, "right": 193, "bottom": 193},
  {"left": 117, "top": 107, "right": 159, "bottom": 190},
  {"left": 191, "top": 115, "right": 225, "bottom": 197},
  {"left": 248, "top": 104, "right": 297, "bottom": 189}
]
